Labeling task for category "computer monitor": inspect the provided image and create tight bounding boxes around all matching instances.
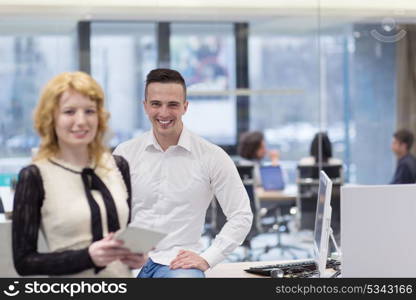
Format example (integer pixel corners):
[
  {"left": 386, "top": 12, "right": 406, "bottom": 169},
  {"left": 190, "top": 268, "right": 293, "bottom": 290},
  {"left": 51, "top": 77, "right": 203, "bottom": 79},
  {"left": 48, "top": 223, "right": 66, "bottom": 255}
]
[
  {"left": 259, "top": 166, "right": 285, "bottom": 191},
  {"left": 313, "top": 171, "right": 333, "bottom": 276}
]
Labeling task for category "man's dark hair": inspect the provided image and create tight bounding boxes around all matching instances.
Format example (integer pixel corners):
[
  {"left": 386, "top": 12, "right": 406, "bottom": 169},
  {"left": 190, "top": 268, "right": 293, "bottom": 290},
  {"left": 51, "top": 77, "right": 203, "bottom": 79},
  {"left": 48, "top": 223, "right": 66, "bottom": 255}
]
[
  {"left": 310, "top": 132, "right": 333, "bottom": 163},
  {"left": 394, "top": 129, "right": 414, "bottom": 151},
  {"left": 238, "top": 131, "right": 264, "bottom": 160},
  {"left": 145, "top": 68, "right": 186, "bottom": 100}
]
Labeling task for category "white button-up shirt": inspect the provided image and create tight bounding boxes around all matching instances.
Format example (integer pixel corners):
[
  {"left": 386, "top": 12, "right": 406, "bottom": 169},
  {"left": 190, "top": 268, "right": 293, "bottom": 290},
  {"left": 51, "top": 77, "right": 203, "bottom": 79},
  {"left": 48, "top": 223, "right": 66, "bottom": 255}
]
[{"left": 113, "top": 127, "right": 253, "bottom": 267}]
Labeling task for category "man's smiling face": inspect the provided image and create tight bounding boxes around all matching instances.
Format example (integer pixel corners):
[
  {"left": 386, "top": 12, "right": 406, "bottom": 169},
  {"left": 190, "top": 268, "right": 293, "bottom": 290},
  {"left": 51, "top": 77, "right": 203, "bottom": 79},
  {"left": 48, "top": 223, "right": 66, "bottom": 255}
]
[{"left": 144, "top": 82, "right": 188, "bottom": 140}]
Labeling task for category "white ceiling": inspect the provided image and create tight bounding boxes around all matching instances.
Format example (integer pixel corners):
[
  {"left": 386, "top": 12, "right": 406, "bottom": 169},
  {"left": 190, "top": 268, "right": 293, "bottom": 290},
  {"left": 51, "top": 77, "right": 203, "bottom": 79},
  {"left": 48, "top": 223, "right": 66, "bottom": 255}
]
[{"left": 0, "top": 0, "right": 415, "bottom": 22}]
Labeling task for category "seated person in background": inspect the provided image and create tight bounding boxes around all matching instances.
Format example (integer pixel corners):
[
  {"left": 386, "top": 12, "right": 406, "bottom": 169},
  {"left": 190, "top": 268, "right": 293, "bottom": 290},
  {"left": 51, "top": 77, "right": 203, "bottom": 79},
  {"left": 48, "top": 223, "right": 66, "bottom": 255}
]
[
  {"left": 237, "top": 131, "right": 280, "bottom": 186},
  {"left": 298, "top": 131, "right": 342, "bottom": 245},
  {"left": 390, "top": 129, "right": 416, "bottom": 184},
  {"left": 12, "top": 72, "right": 146, "bottom": 277},
  {"left": 298, "top": 132, "right": 342, "bottom": 166}
]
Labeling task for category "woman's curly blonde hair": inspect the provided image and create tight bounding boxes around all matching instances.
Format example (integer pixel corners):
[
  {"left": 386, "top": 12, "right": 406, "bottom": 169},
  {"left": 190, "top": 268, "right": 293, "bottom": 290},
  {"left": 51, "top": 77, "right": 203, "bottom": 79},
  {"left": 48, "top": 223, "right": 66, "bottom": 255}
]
[{"left": 33, "top": 71, "right": 109, "bottom": 166}]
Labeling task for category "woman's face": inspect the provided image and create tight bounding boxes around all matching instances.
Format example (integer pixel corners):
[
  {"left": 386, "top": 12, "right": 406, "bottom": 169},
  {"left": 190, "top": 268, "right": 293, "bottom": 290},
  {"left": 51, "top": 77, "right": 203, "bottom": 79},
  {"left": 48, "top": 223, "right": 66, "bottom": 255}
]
[
  {"left": 256, "top": 139, "right": 267, "bottom": 159},
  {"left": 54, "top": 89, "right": 98, "bottom": 152}
]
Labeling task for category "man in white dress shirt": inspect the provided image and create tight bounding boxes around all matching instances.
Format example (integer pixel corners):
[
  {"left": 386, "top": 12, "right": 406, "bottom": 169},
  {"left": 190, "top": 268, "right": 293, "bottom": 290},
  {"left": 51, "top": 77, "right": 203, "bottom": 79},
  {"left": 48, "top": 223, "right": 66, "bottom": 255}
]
[{"left": 113, "top": 68, "right": 253, "bottom": 278}]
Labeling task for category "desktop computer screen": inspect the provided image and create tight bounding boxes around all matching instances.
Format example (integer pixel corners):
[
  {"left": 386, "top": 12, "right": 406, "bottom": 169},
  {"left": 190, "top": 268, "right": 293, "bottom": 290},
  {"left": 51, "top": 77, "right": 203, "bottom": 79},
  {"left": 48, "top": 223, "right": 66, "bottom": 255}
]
[
  {"left": 259, "top": 166, "right": 285, "bottom": 191},
  {"left": 313, "top": 171, "right": 333, "bottom": 276}
]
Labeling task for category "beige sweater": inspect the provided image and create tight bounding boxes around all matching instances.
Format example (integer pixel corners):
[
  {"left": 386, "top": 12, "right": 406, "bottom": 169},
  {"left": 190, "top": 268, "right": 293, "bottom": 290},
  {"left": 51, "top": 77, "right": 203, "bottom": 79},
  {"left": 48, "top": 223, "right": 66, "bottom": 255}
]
[{"left": 35, "top": 153, "right": 132, "bottom": 277}]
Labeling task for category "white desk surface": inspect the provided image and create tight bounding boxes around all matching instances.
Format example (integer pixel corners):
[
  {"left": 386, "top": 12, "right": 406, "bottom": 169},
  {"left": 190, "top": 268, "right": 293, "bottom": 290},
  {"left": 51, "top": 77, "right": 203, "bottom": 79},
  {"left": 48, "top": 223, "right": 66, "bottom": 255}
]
[
  {"left": 206, "top": 260, "right": 290, "bottom": 278},
  {"left": 0, "top": 213, "right": 7, "bottom": 223},
  {"left": 205, "top": 259, "right": 339, "bottom": 278},
  {"left": 0, "top": 216, "right": 17, "bottom": 276},
  {"left": 0, "top": 213, "right": 47, "bottom": 277},
  {"left": 256, "top": 188, "right": 296, "bottom": 202}
]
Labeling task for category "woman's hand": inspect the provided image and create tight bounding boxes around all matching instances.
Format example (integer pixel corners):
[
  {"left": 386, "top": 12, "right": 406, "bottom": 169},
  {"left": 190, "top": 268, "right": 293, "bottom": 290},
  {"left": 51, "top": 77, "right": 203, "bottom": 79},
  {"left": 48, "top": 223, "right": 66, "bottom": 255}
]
[
  {"left": 120, "top": 253, "right": 148, "bottom": 269},
  {"left": 268, "top": 149, "right": 280, "bottom": 166},
  {"left": 88, "top": 233, "right": 131, "bottom": 267}
]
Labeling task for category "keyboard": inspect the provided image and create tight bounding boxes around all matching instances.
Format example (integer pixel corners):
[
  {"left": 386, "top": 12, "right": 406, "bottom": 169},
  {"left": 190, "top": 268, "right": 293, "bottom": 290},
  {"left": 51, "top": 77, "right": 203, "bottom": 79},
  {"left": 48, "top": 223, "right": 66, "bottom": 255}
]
[{"left": 244, "top": 258, "right": 340, "bottom": 278}]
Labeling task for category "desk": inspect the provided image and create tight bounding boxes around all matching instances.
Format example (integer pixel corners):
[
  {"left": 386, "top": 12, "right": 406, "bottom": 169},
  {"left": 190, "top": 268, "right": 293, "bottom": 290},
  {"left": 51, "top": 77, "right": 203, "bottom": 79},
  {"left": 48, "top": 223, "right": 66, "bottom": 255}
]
[
  {"left": 206, "top": 260, "right": 338, "bottom": 278},
  {"left": 255, "top": 186, "right": 297, "bottom": 222},
  {"left": 206, "top": 260, "right": 281, "bottom": 278},
  {"left": 256, "top": 187, "right": 296, "bottom": 203},
  {"left": 0, "top": 213, "right": 47, "bottom": 277},
  {"left": 0, "top": 214, "right": 18, "bottom": 277}
]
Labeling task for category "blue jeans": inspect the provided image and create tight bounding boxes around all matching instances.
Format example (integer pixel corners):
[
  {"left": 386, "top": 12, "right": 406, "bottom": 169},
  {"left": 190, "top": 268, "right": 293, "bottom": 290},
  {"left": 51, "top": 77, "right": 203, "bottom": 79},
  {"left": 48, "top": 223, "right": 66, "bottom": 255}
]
[{"left": 137, "top": 258, "right": 205, "bottom": 278}]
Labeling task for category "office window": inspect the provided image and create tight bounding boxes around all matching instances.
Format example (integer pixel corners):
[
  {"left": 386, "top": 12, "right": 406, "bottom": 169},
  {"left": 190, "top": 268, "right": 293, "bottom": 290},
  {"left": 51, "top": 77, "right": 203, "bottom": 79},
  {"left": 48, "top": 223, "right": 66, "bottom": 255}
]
[
  {"left": 0, "top": 21, "right": 76, "bottom": 173},
  {"left": 91, "top": 22, "right": 157, "bottom": 147},
  {"left": 170, "top": 23, "right": 236, "bottom": 145},
  {"left": 249, "top": 20, "right": 321, "bottom": 182},
  {"left": 347, "top": 24, "right": 396, "bottom": 184},
  {"left": 249, "top": 19, "right": 397, "bottom": 184},
  {"left": 307, "top": 24, "right": 396, "bottom": 185}
]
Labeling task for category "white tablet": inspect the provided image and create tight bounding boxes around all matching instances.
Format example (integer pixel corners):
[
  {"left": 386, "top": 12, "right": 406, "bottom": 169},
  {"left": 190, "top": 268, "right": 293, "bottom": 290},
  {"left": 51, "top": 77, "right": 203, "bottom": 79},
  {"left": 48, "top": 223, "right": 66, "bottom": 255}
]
[{"left": 115, "top": 226, "right": 167, "bottom": 253}]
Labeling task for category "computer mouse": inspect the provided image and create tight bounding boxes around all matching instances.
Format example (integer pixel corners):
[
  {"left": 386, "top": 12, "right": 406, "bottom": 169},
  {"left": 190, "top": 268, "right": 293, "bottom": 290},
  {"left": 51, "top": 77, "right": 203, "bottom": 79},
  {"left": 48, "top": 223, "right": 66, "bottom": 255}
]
[{"left": 270, "top": 268, "right": 284, "bottom": 278}]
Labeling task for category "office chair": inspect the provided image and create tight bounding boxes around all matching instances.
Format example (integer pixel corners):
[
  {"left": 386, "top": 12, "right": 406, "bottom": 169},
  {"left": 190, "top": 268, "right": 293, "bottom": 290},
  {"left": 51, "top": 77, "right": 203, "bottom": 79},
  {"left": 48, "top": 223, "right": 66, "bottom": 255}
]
[
  {"left": 257, "top": 191, "right": 311, "bottom": 260},
  {"left": 296, "top": 164, "right": 343, "bottom": 242},
  {"left": 297, "top": 164, "right": 342, "bottom": 180},
  {"left": 232, "top": 163, "right": 309, "bottom": 260},
  {"left": 203, "top": 165, "right": 255, "bottom": 241},
  {"left": 203, "top": 164, "right": 263, "bottom": 261}
]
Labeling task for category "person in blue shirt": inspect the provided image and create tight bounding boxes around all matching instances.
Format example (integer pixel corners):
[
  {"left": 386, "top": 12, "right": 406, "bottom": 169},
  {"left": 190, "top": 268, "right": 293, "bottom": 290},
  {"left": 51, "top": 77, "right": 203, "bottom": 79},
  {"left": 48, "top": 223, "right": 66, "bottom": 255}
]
[{"left": 390, "top": 129, "right": 416, "bottom": 184}]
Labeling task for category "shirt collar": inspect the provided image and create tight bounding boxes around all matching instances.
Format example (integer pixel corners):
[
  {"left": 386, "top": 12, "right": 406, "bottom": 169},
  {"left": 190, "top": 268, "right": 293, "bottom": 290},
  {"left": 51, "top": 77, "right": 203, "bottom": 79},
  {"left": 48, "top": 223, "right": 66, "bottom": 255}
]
[
  {"left": 399, "top": 153, "right": 411, "bottom": 162},
  {"left": 144, "top": 131, "right": 161, "bottom": 151},
  {"left": 145, "top": 127, "right": 192, "bottom": 152},
  {"left": 177, "top": 127, "right": 192, "bottom": 152}
]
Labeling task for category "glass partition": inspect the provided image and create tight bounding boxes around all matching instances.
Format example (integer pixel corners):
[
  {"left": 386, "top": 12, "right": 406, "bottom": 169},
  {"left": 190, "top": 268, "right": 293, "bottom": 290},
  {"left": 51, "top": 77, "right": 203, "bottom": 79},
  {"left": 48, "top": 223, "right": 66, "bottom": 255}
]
[
  {"left": 91, "top": 22, "right": 157, "bottom": 148},
  {"left": 170, "top": 23, "right": 236, "bottom": 145},
  {"left": 0, "top": 16, "right": 400, "bottom": 185},
  {"left": 0, "top": 20, "right": 77, "bottom": 174},
  {"left": 249, "top": 18, "right": 321, "bottom": 184}
]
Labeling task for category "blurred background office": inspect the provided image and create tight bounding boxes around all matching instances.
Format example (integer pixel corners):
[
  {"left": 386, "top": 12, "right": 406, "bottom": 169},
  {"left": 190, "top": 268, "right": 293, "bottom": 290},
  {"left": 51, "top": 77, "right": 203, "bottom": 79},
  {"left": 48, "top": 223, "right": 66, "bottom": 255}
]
[{"left": 1, "top": 0, "right": 416, "bottom": 268}]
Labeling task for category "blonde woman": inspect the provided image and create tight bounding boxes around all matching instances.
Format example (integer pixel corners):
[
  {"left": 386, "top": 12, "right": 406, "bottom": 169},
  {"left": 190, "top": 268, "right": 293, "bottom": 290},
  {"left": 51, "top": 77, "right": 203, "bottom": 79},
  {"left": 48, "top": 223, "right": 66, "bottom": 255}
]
[{"left": 12, "top": 72, "right": 145, "bottom": 277}]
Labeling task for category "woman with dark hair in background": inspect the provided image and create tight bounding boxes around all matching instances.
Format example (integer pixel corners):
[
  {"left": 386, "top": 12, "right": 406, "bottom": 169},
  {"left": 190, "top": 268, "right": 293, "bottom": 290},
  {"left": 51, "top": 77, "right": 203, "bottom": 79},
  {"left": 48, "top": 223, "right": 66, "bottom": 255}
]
[
  {"left": 238, "top": 131, "right": 279, "bottom": 164},
  {"left": 299, "top": 132, "right": 342, "bottom": 166},
  {"left": 297, "top": 131, "right": 343, "bottom": 247},
  {"left": 237, "top": 131, "right": 279, "bottom": 186}
]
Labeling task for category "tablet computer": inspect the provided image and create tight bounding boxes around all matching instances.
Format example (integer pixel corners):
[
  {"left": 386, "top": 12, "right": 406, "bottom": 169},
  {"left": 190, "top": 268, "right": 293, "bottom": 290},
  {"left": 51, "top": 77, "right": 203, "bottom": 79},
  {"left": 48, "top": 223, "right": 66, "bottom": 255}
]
[{"left": 115, "top": 226, "right": 167, "bottom": 253}]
